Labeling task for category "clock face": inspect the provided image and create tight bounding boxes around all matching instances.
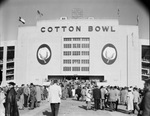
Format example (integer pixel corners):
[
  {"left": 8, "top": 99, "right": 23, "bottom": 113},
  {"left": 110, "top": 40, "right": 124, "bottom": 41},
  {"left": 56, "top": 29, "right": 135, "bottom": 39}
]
[
  {"left": 37, "top": 44, "right": 52, "bottom": 65},
  {"left": 101, "top": 43, "right": 117, "bottom": 65}
]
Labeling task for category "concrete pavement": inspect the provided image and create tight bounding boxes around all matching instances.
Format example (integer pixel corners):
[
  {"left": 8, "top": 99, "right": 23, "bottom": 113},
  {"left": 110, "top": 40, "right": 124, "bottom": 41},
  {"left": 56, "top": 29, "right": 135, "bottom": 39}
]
[{"left": 20, "top": 98, "right": 138, "bottom": 116}]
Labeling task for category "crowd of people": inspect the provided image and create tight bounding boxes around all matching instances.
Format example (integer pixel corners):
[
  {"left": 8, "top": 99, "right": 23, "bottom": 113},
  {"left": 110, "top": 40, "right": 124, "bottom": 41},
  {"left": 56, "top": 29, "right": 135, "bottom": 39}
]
[
  {"left": 60, "top": 80, "right": 143, "bottom": 113},
  {"left": 0, "top": 82, "right": 49, "bottom": 116},
  {"left": 0, "top": 78, "right": 150, "bottom": 116}
]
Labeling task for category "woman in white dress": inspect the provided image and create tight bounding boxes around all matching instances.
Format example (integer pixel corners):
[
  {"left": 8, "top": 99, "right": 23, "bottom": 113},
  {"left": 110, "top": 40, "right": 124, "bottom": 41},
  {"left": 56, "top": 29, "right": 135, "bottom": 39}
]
[
  {"left": 0, "top": 87, "right": 5, "bottom": 116},
  {"left": 71, "top": 87, "right": 76, "bottom": 99},
  {"left": 85, "top": 88, "right": 92, "bottom": 110},
  {"left": 127, "top": 88, "right": 134, "bottom": 114}
]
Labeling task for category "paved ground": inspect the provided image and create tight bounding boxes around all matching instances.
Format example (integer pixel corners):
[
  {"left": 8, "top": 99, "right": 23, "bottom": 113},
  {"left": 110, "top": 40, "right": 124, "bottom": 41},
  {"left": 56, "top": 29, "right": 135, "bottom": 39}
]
[{"left": 20, "top": 98, "right": 138, "bottom": 116}]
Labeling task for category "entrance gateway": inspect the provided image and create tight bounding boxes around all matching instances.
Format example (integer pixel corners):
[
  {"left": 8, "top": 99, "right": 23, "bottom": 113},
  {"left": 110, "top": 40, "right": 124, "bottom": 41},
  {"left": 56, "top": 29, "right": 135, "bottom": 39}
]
[{"left": 48, "top": 75, "right": 104, "bottom": 82}]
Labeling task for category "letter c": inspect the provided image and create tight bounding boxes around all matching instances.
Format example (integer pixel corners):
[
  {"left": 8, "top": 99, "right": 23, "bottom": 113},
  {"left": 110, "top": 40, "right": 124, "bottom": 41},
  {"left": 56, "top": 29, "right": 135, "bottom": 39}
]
[{"left": 41, "top": 27, "right": 45, "bottom": 33}]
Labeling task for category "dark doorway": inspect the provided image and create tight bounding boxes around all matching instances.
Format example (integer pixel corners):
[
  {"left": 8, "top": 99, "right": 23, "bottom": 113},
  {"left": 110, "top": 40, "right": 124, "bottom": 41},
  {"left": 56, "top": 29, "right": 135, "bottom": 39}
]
[{"left": 48, "top": 75, "right": 104, "bottom": 82}]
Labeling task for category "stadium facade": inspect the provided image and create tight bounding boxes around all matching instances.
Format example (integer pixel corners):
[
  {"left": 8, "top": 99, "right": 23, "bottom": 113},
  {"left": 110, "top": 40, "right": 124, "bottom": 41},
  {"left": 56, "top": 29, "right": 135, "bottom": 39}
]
[{"left": 0, "top": 18, "right": 144, "bottom": 87}]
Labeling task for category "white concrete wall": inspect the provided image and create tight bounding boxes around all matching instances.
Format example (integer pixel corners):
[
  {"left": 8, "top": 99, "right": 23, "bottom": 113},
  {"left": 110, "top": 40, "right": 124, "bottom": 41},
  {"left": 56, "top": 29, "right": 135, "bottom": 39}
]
[
  {"left": 16, "top": 19, "right": 141, "bottom": 87},
  {"left": 16, "top": 27, "right": 37, "bottom": 85},
  {"left": 126, "top": 26, "right": 141, "bottom": 87}
]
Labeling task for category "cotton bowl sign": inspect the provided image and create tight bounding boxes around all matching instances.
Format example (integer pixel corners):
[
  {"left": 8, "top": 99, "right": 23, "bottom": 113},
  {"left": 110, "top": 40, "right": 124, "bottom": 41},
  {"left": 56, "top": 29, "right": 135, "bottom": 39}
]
[
  {"left": 101, "top": 43, "right": 117, "bottom": 65},
  {"left": 37, "top": 44, "right": 52, "bottom": 65}
]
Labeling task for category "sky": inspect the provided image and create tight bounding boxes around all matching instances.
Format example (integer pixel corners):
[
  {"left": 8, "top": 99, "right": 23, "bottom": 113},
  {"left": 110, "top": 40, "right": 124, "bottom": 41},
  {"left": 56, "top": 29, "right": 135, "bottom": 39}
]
[{"left": 0, "top": 0, "right": 149, "bottom": 41}]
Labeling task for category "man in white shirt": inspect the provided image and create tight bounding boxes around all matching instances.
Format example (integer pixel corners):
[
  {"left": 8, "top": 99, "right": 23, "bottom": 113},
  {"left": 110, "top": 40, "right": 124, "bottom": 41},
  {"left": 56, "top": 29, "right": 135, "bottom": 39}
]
[{"left": 48, "top": 80, "right": 62, "bottom": 116}]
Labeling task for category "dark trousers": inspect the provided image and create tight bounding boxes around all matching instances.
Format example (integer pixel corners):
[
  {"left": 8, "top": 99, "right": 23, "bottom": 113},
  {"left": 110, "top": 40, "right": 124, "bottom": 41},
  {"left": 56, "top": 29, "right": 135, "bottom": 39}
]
[
  {"left": 115, "top": 99, "right": 119, "bottom": 110},
  {"left": 24, "top": 94, "right": 28, "bottom": 107},
  {"left": 94, "top": 99, "right": 100, "bottom": 110},
  {"left": 30, "top": 98, "right": 36, "bottom": 109},
  {"left": 110, "top": 101, "right": 116, "bottom": 111},
  {"left": 133, "top": 102, "right": 140, "bottom": 113},
  {"left": 50, "top": 103, "right": 60, "bottom": 116},
  {"left": 77, "top": 94, "right": 81, "bottom": 101}
]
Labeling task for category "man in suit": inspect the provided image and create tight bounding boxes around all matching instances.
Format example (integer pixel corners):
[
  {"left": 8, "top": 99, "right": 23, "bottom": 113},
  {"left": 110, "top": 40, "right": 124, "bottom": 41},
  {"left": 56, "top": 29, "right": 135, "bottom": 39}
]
[
  {"left": 75, "top": 86, "right": 81, "bottom": 101},
  {"left": 28, "top": 83, "right": 36, "bottom": 110},
  {"left": 139, "top": 78, "right": 150, "bottom": 116},
  {"left": 93, "top": 85, "right": 101, "bottom": 111},
  {"left": 48, "top": 80, "right": 62, "bottom": 116},
  {"left": 5, "top": 82, "right": 19, "bottom": 116}
]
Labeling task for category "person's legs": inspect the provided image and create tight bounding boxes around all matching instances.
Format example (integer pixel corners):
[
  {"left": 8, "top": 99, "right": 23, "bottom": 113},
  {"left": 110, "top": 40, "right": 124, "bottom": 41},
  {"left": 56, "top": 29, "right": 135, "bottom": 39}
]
[
  {"left": 36, "top": 101, "right": 40, "bottom": 107},
  {"left": 77, "top": 95, "right": 81, "bottom": 101},
  {"left": 77, "top": 94, "right": 80, "bottom": 101},
  {"left": 21, "top": 94, "right": 24, "bottom": 109},
  {"left": 113, "top": 101, "right": 116, "bottom": 110},
  {"left": 24, "top": 94, "right": 27, "bottom": 107},
  {"left": 115, "top": 99, "right": 118, "bottom": 111},
  {"left": 86, "top": 101, "right": 90, "bottom": 110},
  {"left": 109, "top": 101, "right": 114, "bottom": 111},
  {"left": 50, "top": 103, "right": 55, "bottom": 116},
  {"left": 29, "top": 99, "right": 35, "bottom": 109},
  {"left": 86, "top": 101, "right": 88, "bottom": 110},
  {"left": 102, "top": 99, "right": 105, "bottom": 110},
  {"left": 133, "top": 103, "right": 139, "bottom": 113},
  {"left": 95, "top": 99, "right": 100, "bottom": 110},
  {"left": 89, "top": 101, "right": 91, "bottom": 109},
  {"left": 97, "top": 99, "right": 100, "bottom": 109},
  {"left": 55, "top": 103, "right": 60, "bottom": 116},
  {"left": 100, "top": 99, "right": 102, "bottom": 109},
  {"left": 94, "top": 99, "right": 97, "bottom": 110}
]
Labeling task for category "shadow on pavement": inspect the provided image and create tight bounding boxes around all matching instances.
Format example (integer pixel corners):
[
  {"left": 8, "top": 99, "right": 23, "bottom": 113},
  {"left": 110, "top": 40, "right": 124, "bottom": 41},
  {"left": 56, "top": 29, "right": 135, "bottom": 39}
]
[
  {"left": 78, "top": 105, "right": 87, "bottom": 110},
  {"left": 78, "top": 105, "right": 96, "bottom": 111},
  {"left": 43, "top": 110, "right": 52, "bottom": 116},
  {"left": 71, "top": 98, "right": 78, "bottom": 101},
  {"left": 117, "top": 108, "right": 129, "bottom": 114},
  {"left": 104, "top": 107, "right": 130, "bottom": 114}
]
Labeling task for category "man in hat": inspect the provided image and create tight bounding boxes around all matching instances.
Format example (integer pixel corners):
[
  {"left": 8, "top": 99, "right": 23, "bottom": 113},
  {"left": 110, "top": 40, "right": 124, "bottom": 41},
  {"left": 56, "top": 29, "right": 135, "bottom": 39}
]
[
  {"left": 0, "top": 86, "right": 5, "bottom": 116},
  {"left": 5, "top": 82, "right": 19, "bottom": 116},
  {"left": 138, "top": 78, "right": 150, "bottom": 116}
]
